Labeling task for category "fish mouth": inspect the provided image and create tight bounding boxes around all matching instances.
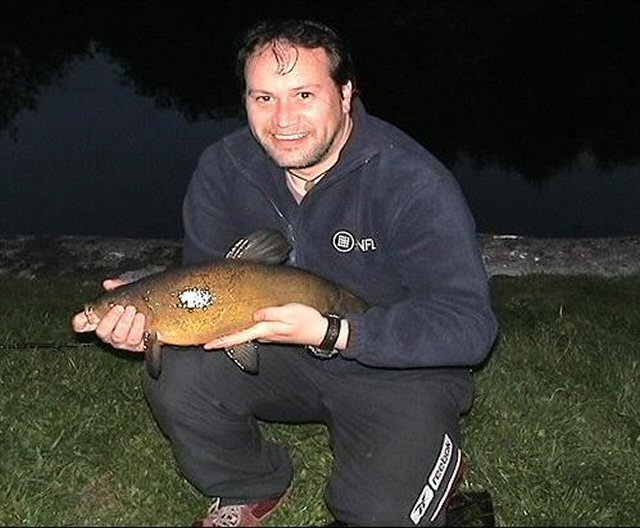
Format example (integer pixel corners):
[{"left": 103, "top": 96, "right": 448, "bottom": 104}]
[{"left": 83, "top": 304, "right": 99, "bottom": 326}]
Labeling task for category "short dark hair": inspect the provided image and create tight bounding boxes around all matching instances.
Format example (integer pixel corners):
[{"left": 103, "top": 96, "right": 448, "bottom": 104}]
[{"left": 235, "top": 19, "right": 356, "bottom": 94}]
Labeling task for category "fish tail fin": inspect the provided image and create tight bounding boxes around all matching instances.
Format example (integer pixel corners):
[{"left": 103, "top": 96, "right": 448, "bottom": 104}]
[
  {"left": 225, "top": 229, "right": 290, "bottom": 264},
  {"left": 335, "top": 288, "right": 369, "bottom": 314},
  {"left": 225, "top": 342, "right": 259, "bottom": 374}
]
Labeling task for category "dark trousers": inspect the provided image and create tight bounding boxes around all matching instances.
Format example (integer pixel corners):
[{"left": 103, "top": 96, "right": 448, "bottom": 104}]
[{"left": 143, "top": 345, "right": 475, "bottom": 526}]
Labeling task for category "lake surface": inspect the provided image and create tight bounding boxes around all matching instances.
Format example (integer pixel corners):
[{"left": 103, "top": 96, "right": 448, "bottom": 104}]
[{"left": 2, "top": 0, "right": 639, "bottom": 239}]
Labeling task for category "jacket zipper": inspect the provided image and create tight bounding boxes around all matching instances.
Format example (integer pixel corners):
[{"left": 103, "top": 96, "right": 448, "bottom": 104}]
[{"left": 263, "top": 194, "right": 299, "bottom": 266}]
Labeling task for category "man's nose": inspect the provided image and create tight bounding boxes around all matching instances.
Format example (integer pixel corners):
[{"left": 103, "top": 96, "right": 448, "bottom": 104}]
[{"left": 274, "top": 100, "right": 298, "bottom": 128}]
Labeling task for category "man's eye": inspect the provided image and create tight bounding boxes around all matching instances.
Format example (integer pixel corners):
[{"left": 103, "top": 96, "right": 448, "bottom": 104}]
[
  {"left": 255, "top": 95, "right": 272, "bottom": 103},
  {"left": 298, "top": 92, "right": 313, "bottom": 100}
]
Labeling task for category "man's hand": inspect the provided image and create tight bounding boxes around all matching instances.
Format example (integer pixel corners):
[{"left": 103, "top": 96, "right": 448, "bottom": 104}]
[
  {"left": 203, "top": 303, "right": 333, "bottom": 350},
  {"left": 70, "top": 277, "right": 147, "bottom": 353}
]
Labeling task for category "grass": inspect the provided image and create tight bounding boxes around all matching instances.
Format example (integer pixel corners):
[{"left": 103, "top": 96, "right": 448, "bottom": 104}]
[{"left": 0, "top": 273, "right": 638, "bottom": 526}]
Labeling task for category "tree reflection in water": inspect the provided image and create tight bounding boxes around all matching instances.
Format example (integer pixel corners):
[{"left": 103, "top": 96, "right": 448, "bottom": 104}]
[{"left": 1, "top": 0, "right": 639, "bottom": 237}]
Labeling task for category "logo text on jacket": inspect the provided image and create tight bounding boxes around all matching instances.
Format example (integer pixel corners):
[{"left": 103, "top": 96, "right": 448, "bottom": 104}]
[{"left": 332, "top": 230, "right": 378, "bottom": 253}]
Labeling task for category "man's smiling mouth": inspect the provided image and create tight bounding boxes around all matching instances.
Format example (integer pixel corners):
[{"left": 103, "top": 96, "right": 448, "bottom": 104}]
[{"left": 273, "top": 132, "right": 308, "bottom": 141}]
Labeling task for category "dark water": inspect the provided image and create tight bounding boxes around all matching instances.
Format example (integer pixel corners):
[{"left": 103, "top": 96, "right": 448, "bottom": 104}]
[{"left": 2, "top": 0, "right": 639, "bottom": 239}]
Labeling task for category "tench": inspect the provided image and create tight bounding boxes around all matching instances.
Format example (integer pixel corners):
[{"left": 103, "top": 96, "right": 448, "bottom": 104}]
[{"left": 81, "top": 229, "right": 367, "bottom": 378}]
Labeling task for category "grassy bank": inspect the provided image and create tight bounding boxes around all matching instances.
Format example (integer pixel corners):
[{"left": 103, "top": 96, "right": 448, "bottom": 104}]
[{"left": 0, "top": 273, "right": 638, "bottom": 526}]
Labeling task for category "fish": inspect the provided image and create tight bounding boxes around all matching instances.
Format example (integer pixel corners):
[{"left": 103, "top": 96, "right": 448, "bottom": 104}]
[{"left": 81, "top": 229, "right": 368, "bottom": 379}]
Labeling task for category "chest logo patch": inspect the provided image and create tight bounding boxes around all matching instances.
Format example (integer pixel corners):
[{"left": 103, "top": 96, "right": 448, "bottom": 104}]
[{"left": 332, "top": 230, "right": 378, "bottom": 254}]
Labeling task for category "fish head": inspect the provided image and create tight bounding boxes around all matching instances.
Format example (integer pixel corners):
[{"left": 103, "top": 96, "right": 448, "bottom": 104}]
[
  {"left": 83, "top": 296, "right": 119, "bottom": 324},
  {"left": 83, "top": 286, "right": 133, "bottom": 321}
]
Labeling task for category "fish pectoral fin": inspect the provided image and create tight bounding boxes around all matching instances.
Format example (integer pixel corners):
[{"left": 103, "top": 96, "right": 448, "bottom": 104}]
[
  {"left": 143, "top": 331, "right": 163, "bottom": 379},
  {"left": 225, "top": 229, "right": 290, "bottom": 265},
  {"left": 225, "top": 342, "right": 259, "bottom": 374}
]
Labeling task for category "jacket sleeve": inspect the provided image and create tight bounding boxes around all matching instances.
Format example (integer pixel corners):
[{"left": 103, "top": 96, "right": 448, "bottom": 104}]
[
  {"left": 181, "top": 144, "right": 242, "bottom": 266},
  {"left": 341, "top": 173, "right": 498, "bottom": 368}
]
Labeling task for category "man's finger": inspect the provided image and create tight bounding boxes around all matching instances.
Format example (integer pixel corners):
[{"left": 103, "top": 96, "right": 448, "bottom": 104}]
[
  {"left": 253, "top": 307, "right": 279, "bottom": 322},
  {"left": 95, "top": 305, "right": 125, "bottom": 340},
  {"left": 110, "top": 306, "right": 138, "bottom": 343},
  {"left": 203, "top": 322, "right": 271, "bottom": 350},
  {"left": 71, "top": 311, "right": 97, "bottom": 333},
  {"left": 125, "top": 312, "right": 147, "bottom": 349},
  {"left": 103, "top": 278, "right": 125, "bottom": 291}
]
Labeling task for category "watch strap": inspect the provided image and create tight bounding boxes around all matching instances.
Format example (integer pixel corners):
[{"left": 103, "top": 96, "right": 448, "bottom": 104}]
[
  {"left": 306, "top": 313, "right": 342, "bottom": 359},
  {"left": 318, "top": 313, "right": 342, "bottom": 350}
]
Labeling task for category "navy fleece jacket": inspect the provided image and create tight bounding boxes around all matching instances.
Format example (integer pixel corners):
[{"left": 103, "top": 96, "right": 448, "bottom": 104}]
[{"left": 181, "top": 100, "right": 498, "bottom": 369}]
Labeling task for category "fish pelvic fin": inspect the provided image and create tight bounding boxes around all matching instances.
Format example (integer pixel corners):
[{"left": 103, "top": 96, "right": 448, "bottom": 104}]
[
  {"left": 225, "top": 342, "right": 259, "bottom": 374},
  {"left": 225, "top": 229, "right": 290, "bottom": 265},
  {"left": 144, "top": 331, "right": 163, "bottom": 379}
]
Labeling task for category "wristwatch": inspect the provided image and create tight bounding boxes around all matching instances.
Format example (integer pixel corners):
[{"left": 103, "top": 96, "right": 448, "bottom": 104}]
[{"left": 306, "top": 313, "right": 342, "bottom": 359}]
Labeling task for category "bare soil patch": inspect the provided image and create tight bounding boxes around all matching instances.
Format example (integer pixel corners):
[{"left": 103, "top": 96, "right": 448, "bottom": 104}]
[{"left": 1, "top": 234, "right": 638, "bottom": 280}]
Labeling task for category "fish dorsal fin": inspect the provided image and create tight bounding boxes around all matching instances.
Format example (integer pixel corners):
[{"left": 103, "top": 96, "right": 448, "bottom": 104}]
[
  {"left": 225, "top": 342, "right": 259, "bottom": 373},
  {"left": 225, "top": 229, "right": 290, "bottom": 265}
]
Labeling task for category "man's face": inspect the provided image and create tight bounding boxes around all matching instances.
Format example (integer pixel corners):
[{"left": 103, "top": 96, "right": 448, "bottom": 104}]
[{"left": 244, "top": 43, "right": 353, "bottom": 171}]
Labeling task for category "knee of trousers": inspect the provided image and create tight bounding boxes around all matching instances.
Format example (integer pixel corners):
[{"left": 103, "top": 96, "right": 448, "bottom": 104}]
[{"left": 142, "top": 347, "right": 246, "bottom": 433}]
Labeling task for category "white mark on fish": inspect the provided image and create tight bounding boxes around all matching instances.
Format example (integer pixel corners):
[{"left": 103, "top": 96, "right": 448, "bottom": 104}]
[{"left": 177, "top": 287, "right": 215, "bottom": 310}]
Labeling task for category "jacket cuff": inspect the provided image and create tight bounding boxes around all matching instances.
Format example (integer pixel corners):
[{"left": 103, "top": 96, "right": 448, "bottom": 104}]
[{"left": 340, "top": 313, "right": 367, "bottom": 361}]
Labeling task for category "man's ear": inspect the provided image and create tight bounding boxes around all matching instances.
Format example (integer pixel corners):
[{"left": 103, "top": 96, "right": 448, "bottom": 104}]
[{"left": 341, "top": 81, "right": 354, "bottom": 113}]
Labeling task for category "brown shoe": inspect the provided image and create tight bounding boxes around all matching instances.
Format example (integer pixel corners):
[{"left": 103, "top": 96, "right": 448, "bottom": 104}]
[{"left": 193, "top": 487, "right": 291, "bottom": 527}]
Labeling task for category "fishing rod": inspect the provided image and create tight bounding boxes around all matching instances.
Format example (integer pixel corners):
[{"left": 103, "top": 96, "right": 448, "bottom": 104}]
[{"left": 0, "top": 342, "right": 96, "bottom": 349}]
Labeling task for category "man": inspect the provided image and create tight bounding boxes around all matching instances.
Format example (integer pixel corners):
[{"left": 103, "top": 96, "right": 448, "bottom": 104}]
[{"left": 73, "top": 19, "right": 498, "bottom": 527}]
